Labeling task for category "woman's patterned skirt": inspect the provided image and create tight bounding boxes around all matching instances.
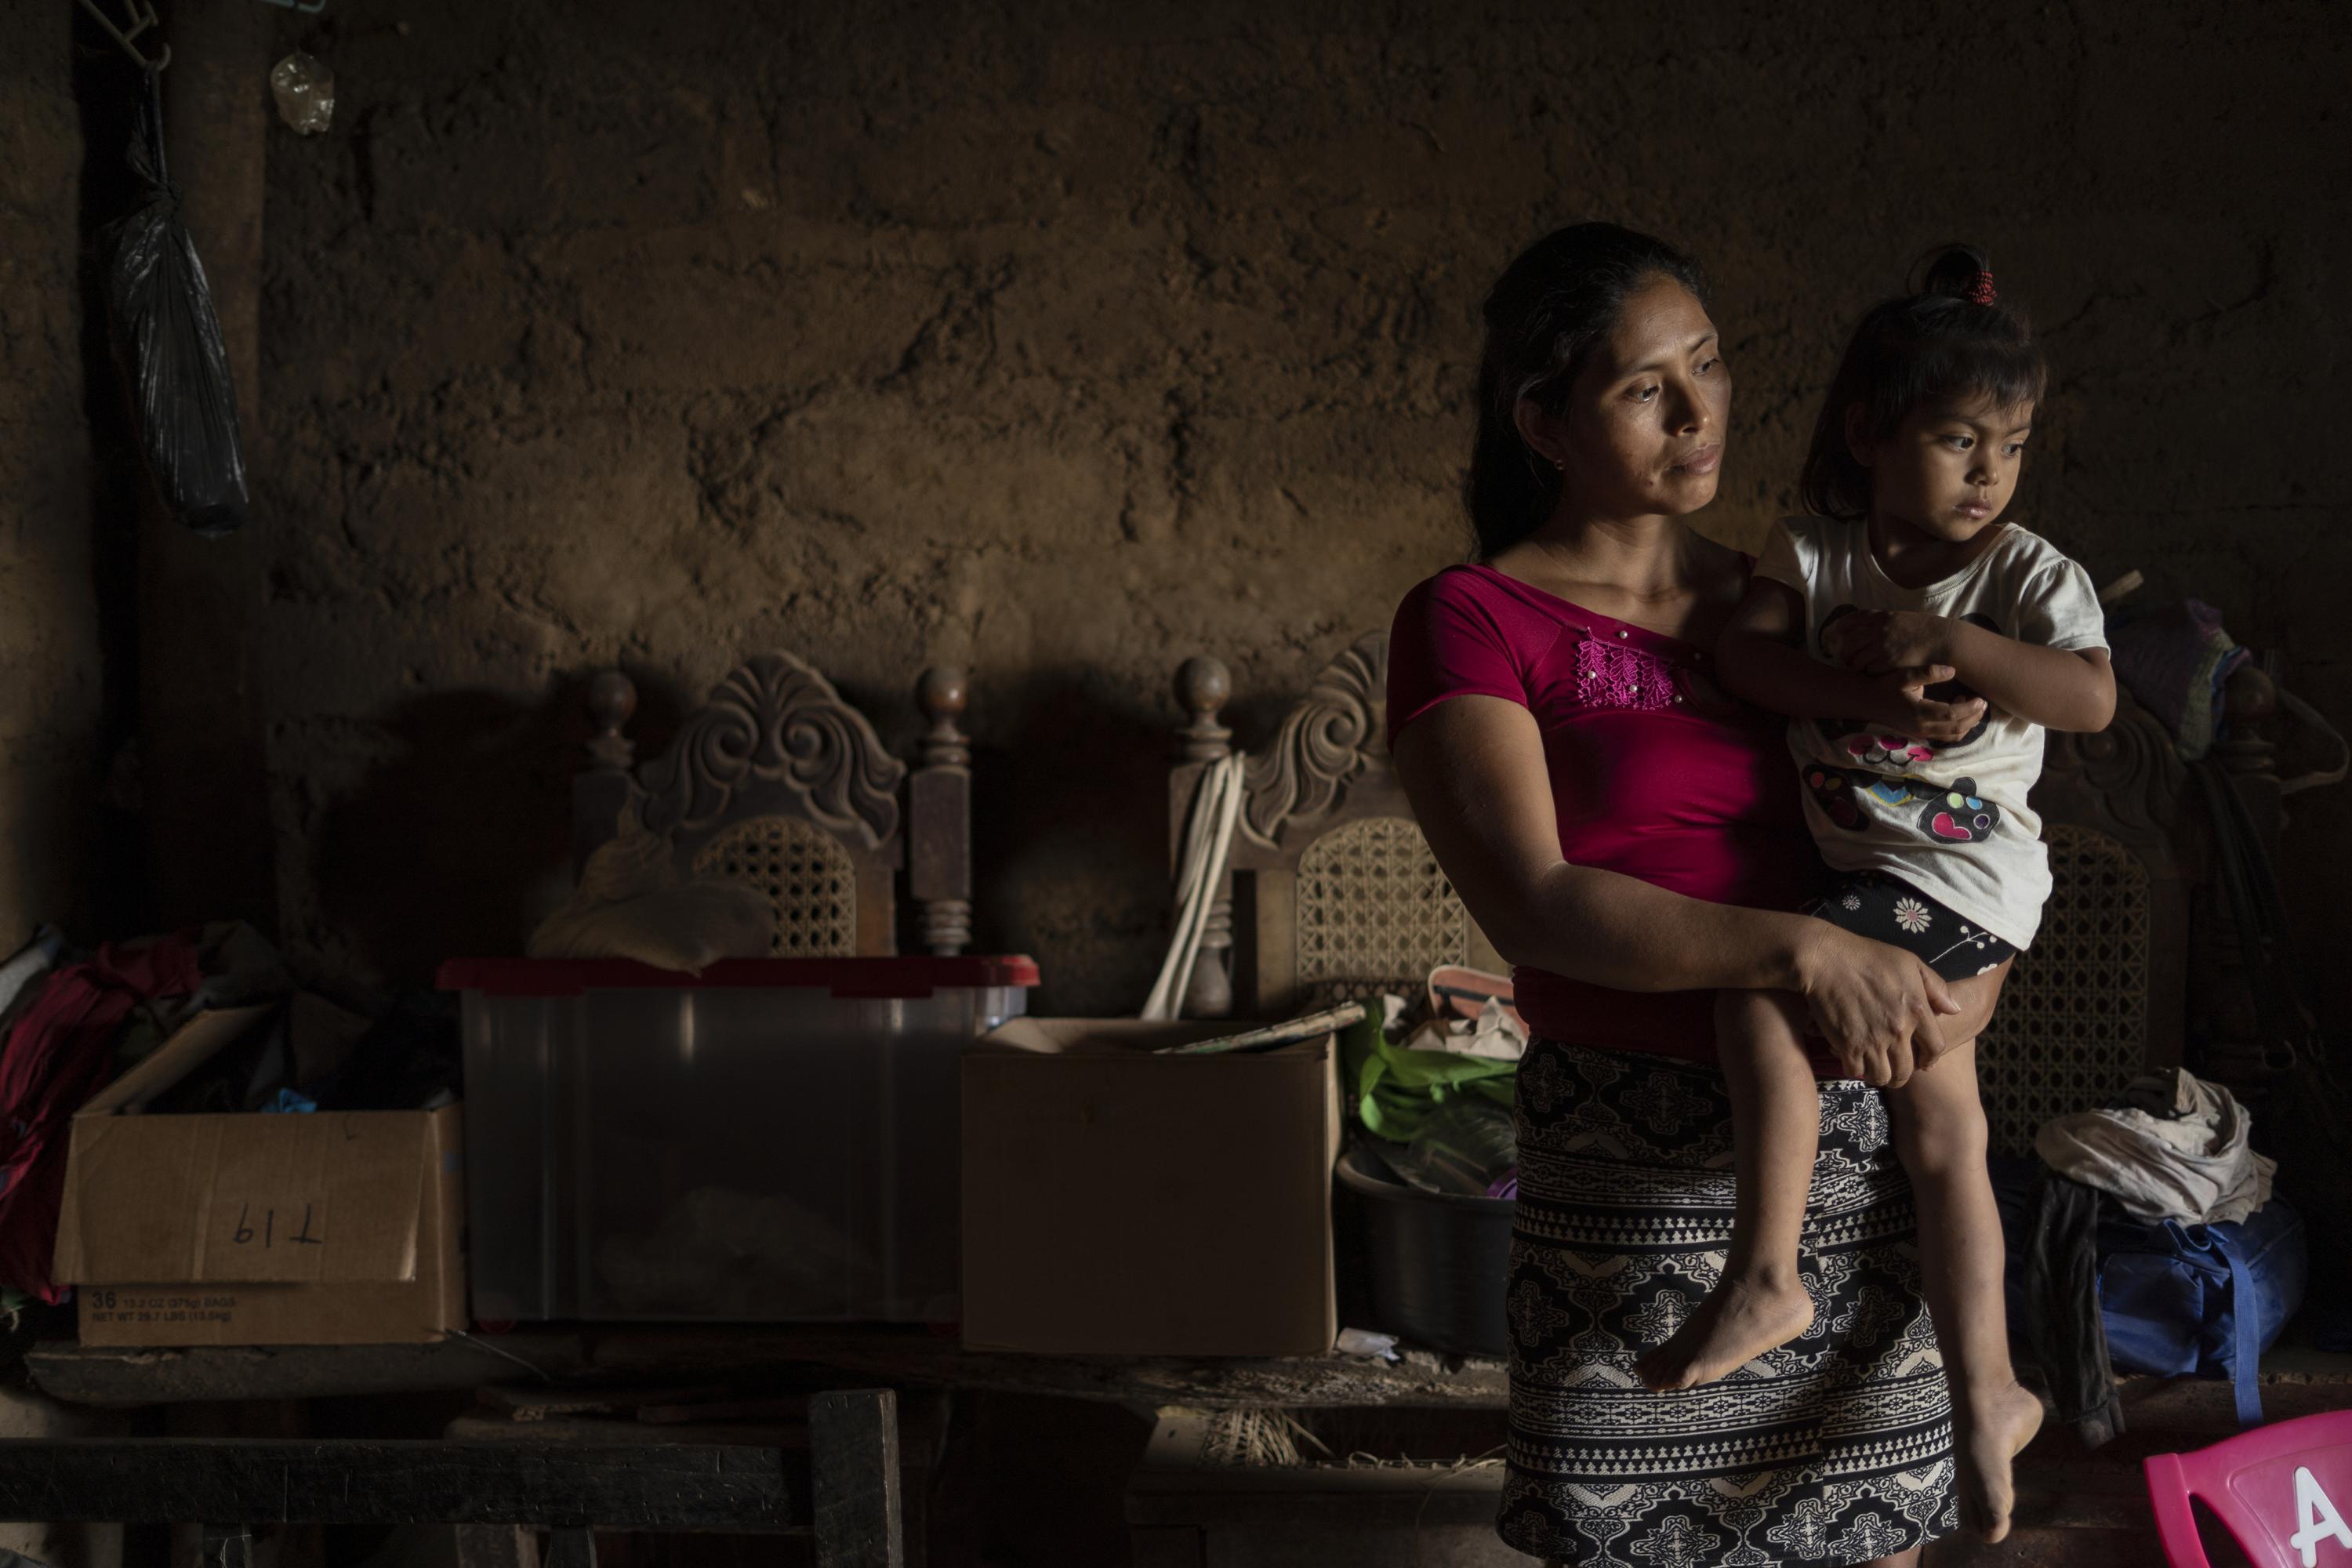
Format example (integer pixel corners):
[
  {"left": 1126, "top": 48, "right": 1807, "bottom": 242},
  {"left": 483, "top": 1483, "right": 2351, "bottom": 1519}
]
[{"left": 1497, "top": 1039, "right": 1958, "bottom": 1566}]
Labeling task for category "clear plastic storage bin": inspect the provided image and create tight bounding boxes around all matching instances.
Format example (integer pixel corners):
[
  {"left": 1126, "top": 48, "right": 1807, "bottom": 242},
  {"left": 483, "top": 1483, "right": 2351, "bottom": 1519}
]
[{"left": 438, "top": 956, "right": 1036, "bottom": 1323}]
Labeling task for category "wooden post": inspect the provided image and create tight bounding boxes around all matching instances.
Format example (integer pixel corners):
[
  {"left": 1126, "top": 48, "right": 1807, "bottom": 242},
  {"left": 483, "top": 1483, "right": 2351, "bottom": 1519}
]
[
  {"left": 811, "top": 1389, "right": 904, "bottom": 1568},
  {"left": 909, "top": 668, "right": 972, "bottom": 956},
  {"left": 571, "top": 670, "right": 639, "bottom": 873},
  {"left": 163, "top": 3, "right": 269, "bottom": 401},
  {"left": 544, "top": 1528, "right": 596, "bottom": 1568},
  {"left": 0, "top": 1437, "right": 797, "bottom": 1527},
  {"left": 1171, "top": 657, "right": 1235, "bottom": 1018},
  {"left": 2196, "top": 663, "right": 2289, "bottom": 1084},
  {"left": 2214, "top": 662, "right": 2283, "bottom": 858},
  {"left": 455, "top": 1524, "right": 543, "bottom": 1568},
  {"left": 141, "top": 0, "right": 276, "bottom": 930},
  {"left": 198, "top": 1523, "right": 253, "bottom": 1567}
]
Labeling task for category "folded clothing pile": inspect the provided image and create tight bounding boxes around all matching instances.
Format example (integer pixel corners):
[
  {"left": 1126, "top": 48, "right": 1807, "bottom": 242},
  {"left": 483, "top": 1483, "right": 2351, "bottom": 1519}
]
[
  {"left": 2001, "top": 1067, "right": 2305, "bottom": 1444},
  {"left": 2037, "top": 1067, "right": 2274, "bottom": 1225}
]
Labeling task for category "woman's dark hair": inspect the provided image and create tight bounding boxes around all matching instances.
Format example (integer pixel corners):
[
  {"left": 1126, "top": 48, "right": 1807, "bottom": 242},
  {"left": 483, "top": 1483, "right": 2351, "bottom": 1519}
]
[
  {"left": 1797, "top": 244, "right": 2049, "bottom": 522},
  {"left": 1465, "top": 223, "right": 1707, "bottom": 560}
]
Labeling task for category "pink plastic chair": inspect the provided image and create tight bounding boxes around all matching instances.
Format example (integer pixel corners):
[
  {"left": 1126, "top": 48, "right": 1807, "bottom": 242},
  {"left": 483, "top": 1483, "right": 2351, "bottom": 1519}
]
[{"left": 2145, "top": 1410, "right": 2352, "bottom": 1567}]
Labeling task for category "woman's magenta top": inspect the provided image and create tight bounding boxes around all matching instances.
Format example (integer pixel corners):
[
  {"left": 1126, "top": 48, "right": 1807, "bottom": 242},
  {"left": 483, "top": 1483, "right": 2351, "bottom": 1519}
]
[{"left": 1388, "top": 560, "right": 1824, "bottom": 1065}]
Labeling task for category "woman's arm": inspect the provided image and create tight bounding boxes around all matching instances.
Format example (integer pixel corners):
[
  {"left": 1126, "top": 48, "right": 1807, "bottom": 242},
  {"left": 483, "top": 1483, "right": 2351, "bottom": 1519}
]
[
  {"left": 1830, "top": 610, "right": 2117, "bottom": 733},
  {"left": 1392, "top": 692, "right": 1962, "bottom": 1087},
  {"left": 1716, "top": 579, "right": 1991, "bottom": 742}
]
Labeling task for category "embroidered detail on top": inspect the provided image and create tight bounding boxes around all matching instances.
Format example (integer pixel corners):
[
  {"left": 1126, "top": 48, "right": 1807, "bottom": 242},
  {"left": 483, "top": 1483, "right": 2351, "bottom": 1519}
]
[{"left": 1574, "top": 636, "right": 1679, "bottom": 712}]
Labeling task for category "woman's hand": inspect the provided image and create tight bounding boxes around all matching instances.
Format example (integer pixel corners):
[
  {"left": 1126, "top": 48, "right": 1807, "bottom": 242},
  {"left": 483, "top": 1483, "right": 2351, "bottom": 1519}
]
[
  {"left": 1826, "top": 609, "right": 1954, "bottom": 676},
  {"left": 1857, "top": 664, "right": 1988, "bottom": 743},
  {"left": 1940, "top": 959, "right": 2012, "bottom": 1044},
  {"left": 1794, "top": 924, "right": 1961, "bottom": 1088}
]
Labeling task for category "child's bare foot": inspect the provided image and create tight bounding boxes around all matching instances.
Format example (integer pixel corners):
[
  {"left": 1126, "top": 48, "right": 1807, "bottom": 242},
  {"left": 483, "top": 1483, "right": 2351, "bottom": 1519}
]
[
  {"left": 1635, "top": 1271, "right": 1813, "bottom": 1392},
  {"left": 1955, "top": 1380, "right": 2045, "bottom": 1542}
]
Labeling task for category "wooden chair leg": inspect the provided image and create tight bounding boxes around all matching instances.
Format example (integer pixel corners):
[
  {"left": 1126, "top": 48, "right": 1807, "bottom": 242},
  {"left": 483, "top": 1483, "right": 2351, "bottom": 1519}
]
[
  {"left": 544, "top": 1526, "right": 596, "bottom": 1567},
  {"left": 198, "top": 1523, "right": 253, "bottom": 1567},
  {"left": 812, "top": 1388, "right": 904, "bottom": 1568},
  {"left": 456, "top": 1524, "right": 543, "bottom": 1568}
]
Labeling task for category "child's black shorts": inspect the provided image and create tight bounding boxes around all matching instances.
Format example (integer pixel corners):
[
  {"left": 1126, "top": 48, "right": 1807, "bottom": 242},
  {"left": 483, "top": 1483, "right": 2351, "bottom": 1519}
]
[{"left": 1802, "top": 869, "right": 2018, "bottom": 981}]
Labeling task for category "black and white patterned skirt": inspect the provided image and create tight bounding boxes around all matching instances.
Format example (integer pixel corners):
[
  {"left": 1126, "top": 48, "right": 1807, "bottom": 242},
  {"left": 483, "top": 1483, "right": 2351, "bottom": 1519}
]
[{"left": 1500, "top": 1040, "right": 1957, "bottom": 1566}]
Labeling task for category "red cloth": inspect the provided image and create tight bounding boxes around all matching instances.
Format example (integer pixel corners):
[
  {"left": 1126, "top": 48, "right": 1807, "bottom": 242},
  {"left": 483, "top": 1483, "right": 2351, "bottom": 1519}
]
[
  {"left": 1388, "top": 561, "right": 1830, "bottom": 1069},
  {"left": 0, "top": 934, "right": 205, "bottom": 1302}
]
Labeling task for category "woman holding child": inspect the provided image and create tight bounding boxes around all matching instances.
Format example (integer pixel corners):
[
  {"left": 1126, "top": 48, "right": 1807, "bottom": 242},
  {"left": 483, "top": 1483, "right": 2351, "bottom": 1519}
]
[{"left": 1390, "top": 223, "right": 2107, "bottom": 1565}]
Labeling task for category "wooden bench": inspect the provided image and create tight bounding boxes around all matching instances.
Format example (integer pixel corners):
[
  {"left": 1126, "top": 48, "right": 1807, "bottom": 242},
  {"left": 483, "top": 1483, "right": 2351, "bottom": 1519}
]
[
  {"left": 20, "top": 1327, "right": 2352, "bottom": 1565},
  {"left": 0, "top": 1385, "right": 903, "bottom": 1568}
]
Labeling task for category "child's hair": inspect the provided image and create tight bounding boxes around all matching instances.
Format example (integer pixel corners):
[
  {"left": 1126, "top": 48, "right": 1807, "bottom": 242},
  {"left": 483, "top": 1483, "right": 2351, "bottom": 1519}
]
[{"left": 1798, "top": 244, "right": 2049, "bottom": 522}]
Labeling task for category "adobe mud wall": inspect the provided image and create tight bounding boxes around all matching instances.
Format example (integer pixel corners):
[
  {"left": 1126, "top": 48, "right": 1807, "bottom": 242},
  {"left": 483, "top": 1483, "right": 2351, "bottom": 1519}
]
[{"left": 141, "top": 1, "right": 2352, "bottom": 1014}]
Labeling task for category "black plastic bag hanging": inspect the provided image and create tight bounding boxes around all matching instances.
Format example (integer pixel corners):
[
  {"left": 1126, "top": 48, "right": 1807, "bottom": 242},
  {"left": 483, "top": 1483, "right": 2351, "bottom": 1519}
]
[{"left": 104, "top": 71, "right": 249, "bottom": 538}]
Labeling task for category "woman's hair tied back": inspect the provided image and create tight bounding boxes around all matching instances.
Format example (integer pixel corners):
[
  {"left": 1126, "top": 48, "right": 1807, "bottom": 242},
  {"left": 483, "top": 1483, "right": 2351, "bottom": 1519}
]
[{"left": 1465, "top": 222, "right": 1705, "bottom": 559}]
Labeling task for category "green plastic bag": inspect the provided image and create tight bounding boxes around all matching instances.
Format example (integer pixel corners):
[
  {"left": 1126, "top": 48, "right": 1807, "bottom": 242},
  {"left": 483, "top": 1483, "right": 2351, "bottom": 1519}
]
[{"left": 1339, "top": 1004, "right": 1516, "bottom": 1142}]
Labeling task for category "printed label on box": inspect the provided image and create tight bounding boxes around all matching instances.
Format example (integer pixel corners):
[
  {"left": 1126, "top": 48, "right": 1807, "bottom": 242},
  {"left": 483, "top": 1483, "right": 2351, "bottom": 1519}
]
[{"left": 79, "top": 1287, "right": 241, "bottom": 1329}]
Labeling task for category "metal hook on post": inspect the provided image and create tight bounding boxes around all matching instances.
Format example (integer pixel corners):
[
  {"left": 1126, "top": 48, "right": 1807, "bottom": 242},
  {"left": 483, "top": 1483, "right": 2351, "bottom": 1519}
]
[{"left": 74, "top": 0, "right": 169, "bottom": 71}]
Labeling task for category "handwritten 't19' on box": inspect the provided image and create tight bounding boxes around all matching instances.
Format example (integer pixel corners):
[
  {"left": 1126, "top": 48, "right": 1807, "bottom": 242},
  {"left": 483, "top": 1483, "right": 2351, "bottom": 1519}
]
[{"left": 52, "top": 1007, "right": 464, "bottom": 1347}]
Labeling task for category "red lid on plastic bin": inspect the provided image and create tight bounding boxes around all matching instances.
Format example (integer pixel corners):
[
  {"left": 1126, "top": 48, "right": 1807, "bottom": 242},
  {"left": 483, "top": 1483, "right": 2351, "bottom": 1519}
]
[{"left": 435, "top": 955, "right": 1040, "bottom": 1000}]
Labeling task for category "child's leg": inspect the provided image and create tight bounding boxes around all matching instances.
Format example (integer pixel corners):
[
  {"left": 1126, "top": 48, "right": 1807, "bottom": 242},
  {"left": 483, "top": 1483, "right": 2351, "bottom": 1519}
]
[
  {"left": 1887, "top": 1034, "right": 2043, "bottom": 1543},
  {"left": 1635, "top": 988, "right": 1820, "bottom": 1392}
]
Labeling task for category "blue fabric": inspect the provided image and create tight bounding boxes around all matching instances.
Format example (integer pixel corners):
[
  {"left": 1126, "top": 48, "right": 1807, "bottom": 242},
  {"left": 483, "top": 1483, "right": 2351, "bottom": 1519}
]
[
  {"left": 1991, "top": 1155, "right": 2306, "bottom": 1426},
  {"left": 2096, "top": 1203, "right": 2303, "bottom": 1425}
]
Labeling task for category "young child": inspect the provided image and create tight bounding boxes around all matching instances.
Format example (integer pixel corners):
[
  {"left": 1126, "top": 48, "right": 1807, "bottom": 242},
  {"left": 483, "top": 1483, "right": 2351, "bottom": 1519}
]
[{"left": 1634, "top": 245, "right": 2115, "bottom": 1542}]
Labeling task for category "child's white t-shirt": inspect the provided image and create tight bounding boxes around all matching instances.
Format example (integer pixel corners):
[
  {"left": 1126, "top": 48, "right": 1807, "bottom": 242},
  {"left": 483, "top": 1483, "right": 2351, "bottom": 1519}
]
[{"left": 1753, "top": 516, "right": 2110, "bottom": 949}]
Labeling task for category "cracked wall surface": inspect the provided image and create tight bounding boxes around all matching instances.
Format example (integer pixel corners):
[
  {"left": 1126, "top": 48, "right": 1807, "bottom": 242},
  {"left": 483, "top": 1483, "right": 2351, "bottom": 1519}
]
[
  {"left": 204, "top": 0, "right": 2352, "bottom": 1016},
  {"left": 0, "top": 7, "right": 103, "bottom": 944}
]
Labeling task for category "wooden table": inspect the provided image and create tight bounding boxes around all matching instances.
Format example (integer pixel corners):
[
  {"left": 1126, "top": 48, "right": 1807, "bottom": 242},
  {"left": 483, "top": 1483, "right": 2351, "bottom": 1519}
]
[
  {"left": 25, "top": 1325, "right": 1510, "bottom": 1412},
  {"left": 0, "top": 1388, "right": 902, "bottom": 1568},
  {"left": 30, "top": 1323, "right": 2352, "bottom": 1421},
  {"left": 24, "top": 1327, "right": 2352, "bottom": 1568},
  {"left": 18, "top": 1327, "right": 1504, "bottom": 1568}
]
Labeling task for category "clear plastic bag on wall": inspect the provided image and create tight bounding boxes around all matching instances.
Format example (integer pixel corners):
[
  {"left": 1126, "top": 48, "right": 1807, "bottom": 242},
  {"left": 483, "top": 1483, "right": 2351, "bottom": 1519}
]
[
  {"left": 270, "top": 51, "right": 334, "bottom": 135},
  {"left": 103, "top": 74, "right": 249, "bottom": 538}
]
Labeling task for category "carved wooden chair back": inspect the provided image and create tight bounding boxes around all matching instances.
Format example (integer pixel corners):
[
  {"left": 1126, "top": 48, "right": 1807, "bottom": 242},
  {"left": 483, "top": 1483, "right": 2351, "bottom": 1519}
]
[
  {"left": 1167, "top": 632, "right": 1503, "bottom": 1019},
  {"left": 571, "top": 654, "right": 975, "bottom": 957}
]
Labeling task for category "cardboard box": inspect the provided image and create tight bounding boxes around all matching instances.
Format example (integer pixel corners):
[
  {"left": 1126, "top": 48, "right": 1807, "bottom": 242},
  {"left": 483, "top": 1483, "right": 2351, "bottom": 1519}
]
[
  {"left": 53, "top": 1007, "right": 465, "bottom": 1347},
  {"left": 962, "top": 1018, "right": 1340, "bottom": 1357}
]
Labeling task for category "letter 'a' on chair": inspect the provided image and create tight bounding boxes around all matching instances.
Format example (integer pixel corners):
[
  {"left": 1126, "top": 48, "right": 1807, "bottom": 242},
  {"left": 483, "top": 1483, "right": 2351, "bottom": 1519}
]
[{"left": 2143, "top": 1409, "right": 2352, "bottom": 1567}]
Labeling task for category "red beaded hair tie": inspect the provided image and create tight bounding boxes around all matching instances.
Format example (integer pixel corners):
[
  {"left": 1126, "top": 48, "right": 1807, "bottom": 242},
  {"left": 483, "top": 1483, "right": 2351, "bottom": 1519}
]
[{"left": 1966, "top": 270, "right": 1998, "bottom": 307}]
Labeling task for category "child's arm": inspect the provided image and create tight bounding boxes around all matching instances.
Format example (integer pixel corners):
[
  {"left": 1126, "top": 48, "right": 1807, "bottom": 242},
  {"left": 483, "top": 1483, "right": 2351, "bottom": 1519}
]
[
  {"left": 1828, "top": 610, "right": 2117, "bottom": 733},
  {"left": 1717, "top": 578, "right": 1991, "bottom": 744}
]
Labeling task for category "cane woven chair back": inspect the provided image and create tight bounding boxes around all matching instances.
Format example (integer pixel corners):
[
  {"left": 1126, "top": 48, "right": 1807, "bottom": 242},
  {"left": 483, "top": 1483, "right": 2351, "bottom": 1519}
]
[
  {"left": 1293, "top": 815, "right": 1473, "bottom": 1011},
  {"left": 691, "top": 814, "right": 863, "bottom": 957},
  {"left": 1975, "top": 707, "right": 2188, "bottom": 1154},
  {"left": 1976, "top": 824, "right": 2158, "bottom": 1155},
  {"left": 1168, "top": 632, "right": 1492, "bottom": 1019}
]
